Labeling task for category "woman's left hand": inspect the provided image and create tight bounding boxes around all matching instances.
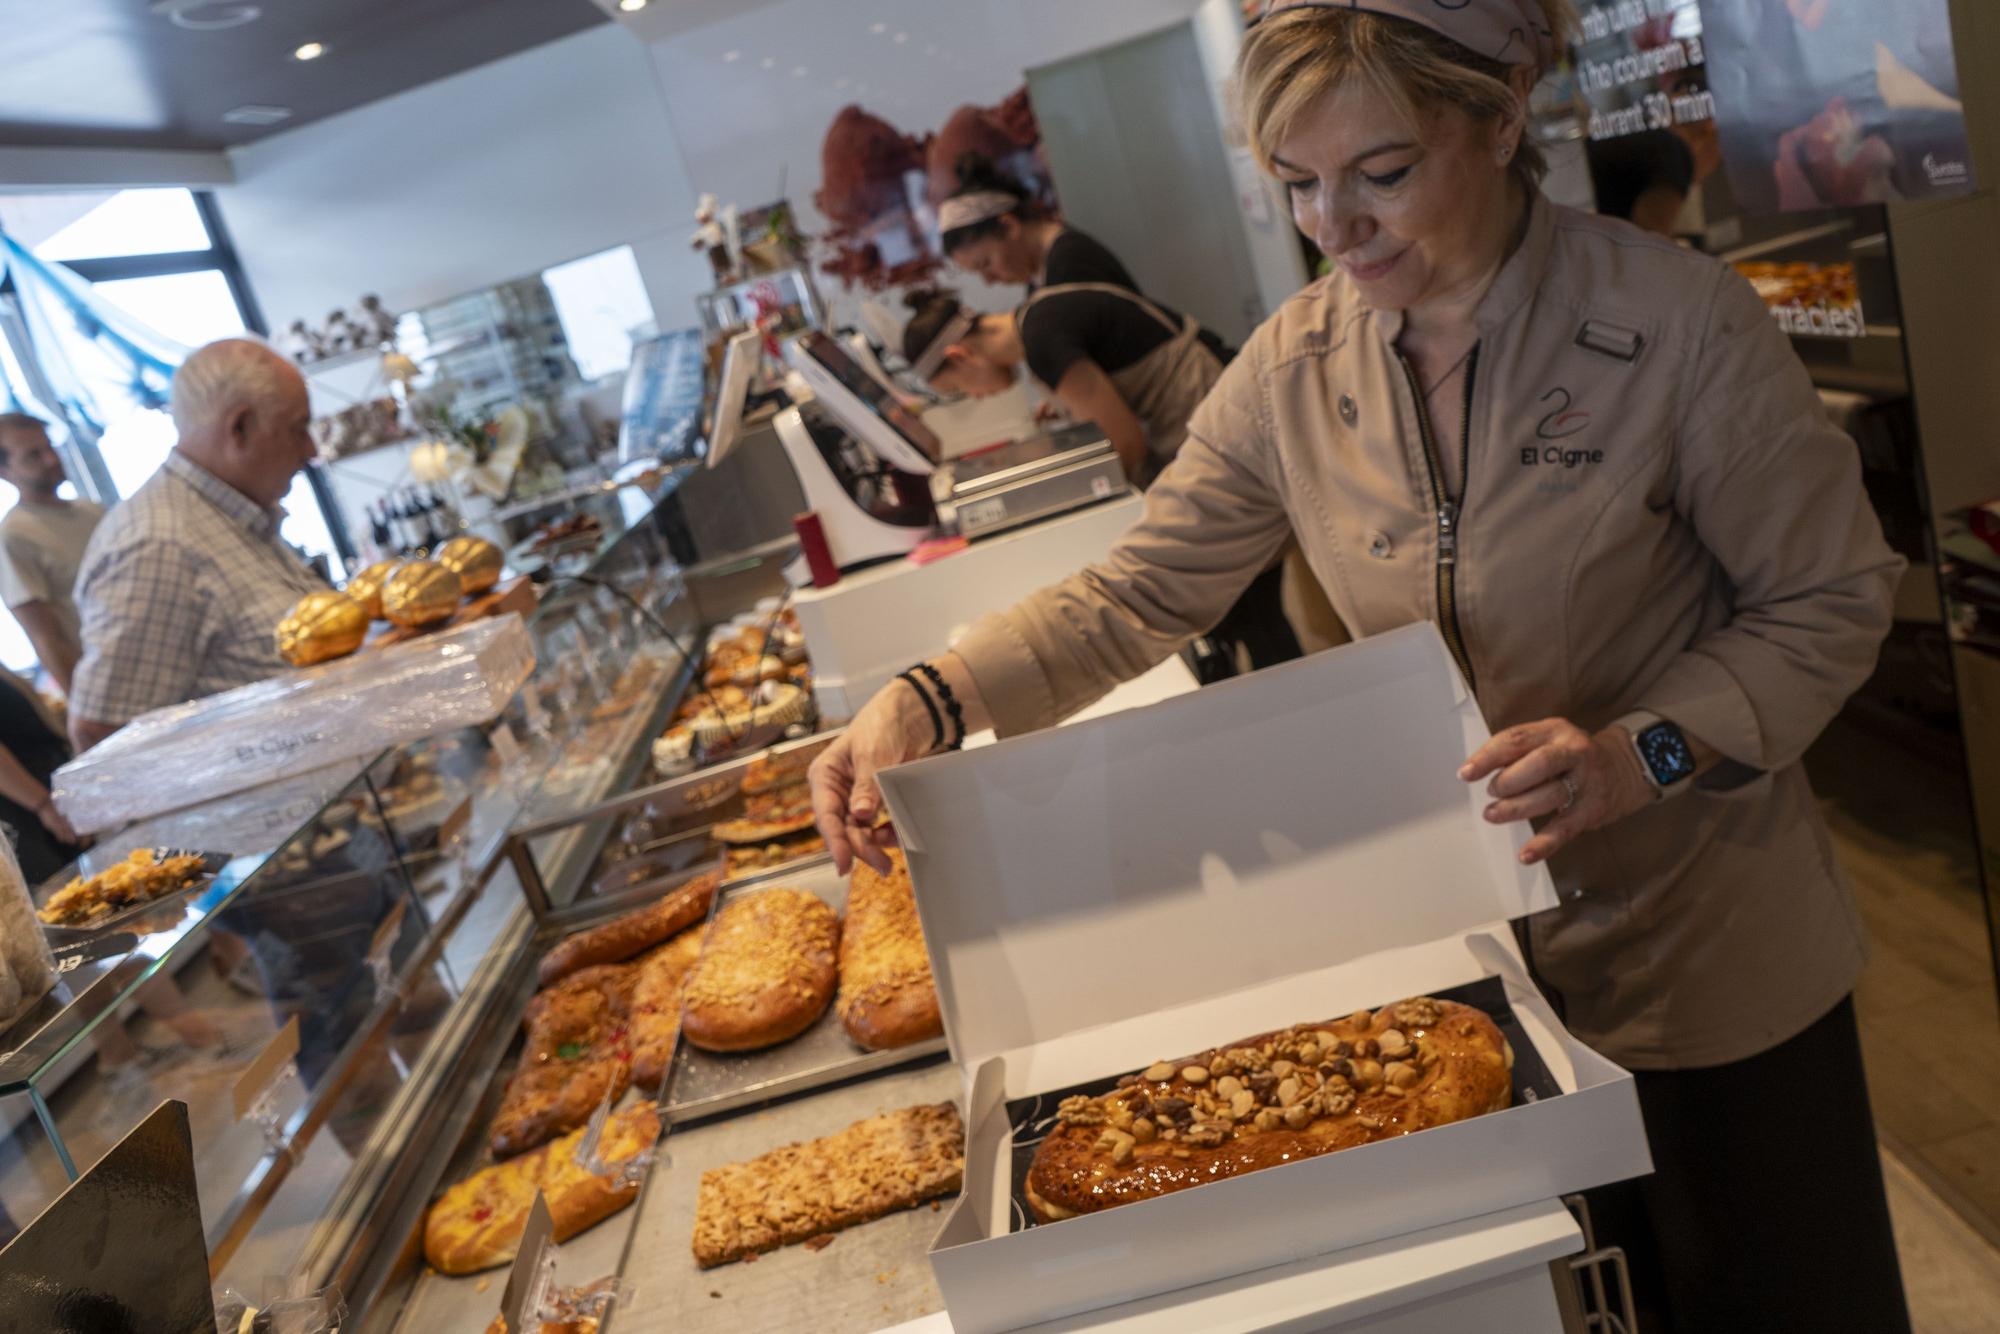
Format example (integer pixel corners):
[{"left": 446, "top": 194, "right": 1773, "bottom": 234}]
[{"left": 1459, "top": 718, "right": 1656, "bottom": 866}]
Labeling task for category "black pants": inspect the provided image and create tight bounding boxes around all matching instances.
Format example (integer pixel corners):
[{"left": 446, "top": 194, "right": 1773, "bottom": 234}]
[
  {"left": 1584, "top": 996, "right": 1910, "bottom": 1333},
  {"left": 1207, "top": 561, "right": 1301, "bottom": 672}
]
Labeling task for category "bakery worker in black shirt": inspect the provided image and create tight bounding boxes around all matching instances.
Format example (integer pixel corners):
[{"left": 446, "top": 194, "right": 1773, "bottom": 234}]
[
  {"left": 907, "top": 165, "right": 1302, "bottom": 671},
  {"left": 921, "top": 160, "right": 1237, "bottom": 488},
  {"left": 938, "top": 155, "right": 1139, "bottom": 294}
]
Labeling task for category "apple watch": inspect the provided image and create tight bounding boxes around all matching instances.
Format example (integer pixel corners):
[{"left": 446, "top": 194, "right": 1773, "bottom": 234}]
[{"left": 1619, "top": 712, "right": 1698, "bottom": 800}]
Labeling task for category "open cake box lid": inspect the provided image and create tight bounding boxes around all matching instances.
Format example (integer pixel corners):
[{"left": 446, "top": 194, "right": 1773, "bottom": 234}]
[{"left": 877, "top": 623, "right": 1559, "bottom": 1069}]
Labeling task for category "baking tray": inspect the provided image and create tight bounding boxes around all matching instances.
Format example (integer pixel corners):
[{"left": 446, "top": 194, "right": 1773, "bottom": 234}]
[
  {"left": 387, "top": 1091, "right": 661, "bottom": 1334},
  {"left": 614, "top": 1055, "right": 960, "bottom": 1334},
  {"left": 386, "top": 894, "right": 683, "bottom": 1334},
  {"left": 665, "top": 860, "right": 948, "bottom": 1126},
  {"left": 1000, "top": 974, "right": 1562, "bottom": 1234},
  {"left": 35, "top": 848, "right": 232, "bottom": 940}
]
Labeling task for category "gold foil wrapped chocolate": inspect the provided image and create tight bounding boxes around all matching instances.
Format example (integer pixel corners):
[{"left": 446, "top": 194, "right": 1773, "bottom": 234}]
[
  {"left": 435, "top": 535, "right": 504, "bottom": 595},
  {"left": 382, "top": 561, "right": 464, "bottom": 628},
  {"left": 345, "top": 559, "right": 396, "bottom": 620},
  {"left": 276, "top": 590, "right": 370, "bottom": 666}
]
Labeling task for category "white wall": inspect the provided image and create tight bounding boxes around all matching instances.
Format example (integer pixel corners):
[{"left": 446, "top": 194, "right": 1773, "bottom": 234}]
[
  {"left": 646, "top": 0, "right": 1211, "bottom": 323},
  {"left": 215, "top": 0, "right": 1219, "bottom": 346},
  {"left": 215, "top": 25, "right": 712, "bottom": 339}
]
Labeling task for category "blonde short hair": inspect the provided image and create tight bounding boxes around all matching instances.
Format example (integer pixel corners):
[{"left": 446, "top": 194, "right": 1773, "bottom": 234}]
[{"left": 1237, "top": 2, "right": 1578, "bottom": 191}]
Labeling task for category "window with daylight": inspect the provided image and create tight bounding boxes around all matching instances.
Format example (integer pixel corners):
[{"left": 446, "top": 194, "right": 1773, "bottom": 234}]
[{"left": 0, "top": 188, "right": 342, "bottom": 676}]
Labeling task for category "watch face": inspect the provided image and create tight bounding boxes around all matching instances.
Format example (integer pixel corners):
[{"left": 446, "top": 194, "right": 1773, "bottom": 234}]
[{"left": 1638, "top": 722, "right": 1698, "bottom": 787}]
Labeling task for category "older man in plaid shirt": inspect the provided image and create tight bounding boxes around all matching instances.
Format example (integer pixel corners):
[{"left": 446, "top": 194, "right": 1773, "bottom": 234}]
[{"left": 69, "top": 339, "right": 326, "bottom": 751}]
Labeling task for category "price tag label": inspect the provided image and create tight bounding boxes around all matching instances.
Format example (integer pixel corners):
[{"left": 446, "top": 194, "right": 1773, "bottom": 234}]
[
  {"left": 233, "top": 1014, "right": 301, "bottom": 1122},
  {"left": 962, "top": 497, "right": 1007, "bottom": 530},
  {"left": 436, "top": 795, "right": 473, "bottom": 853},
  {"left": 365, "top": 897, "right": 410, "bottom": 997},
  {"left": 491, "top": 722, "right": 523, "bottom": 766},
  {"left": 499, "top": 1192, "right": 556, "bottom": 1334},
  {"left": 51, "top": 932, "right": 139, "bottom": 976}
]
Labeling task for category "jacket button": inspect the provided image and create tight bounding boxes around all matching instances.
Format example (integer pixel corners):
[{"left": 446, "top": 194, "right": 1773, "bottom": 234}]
[
  {"left": 1339, "top": 394, "right": 1358, "bottom": 425},
  {"left": 1368, "top": 532, "right": 1393, "bottom": 559}
]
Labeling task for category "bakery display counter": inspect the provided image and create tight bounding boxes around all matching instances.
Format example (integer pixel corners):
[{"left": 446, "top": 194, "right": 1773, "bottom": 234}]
[
  {"left": 664, "top": 858, "right": 945, "bottom": 1125},
  {"left": 0, "top": 763, "right": 436, "bottom": 1268},
  {"left": 0, "top": 484, "right": 724, "bottom": 1296},
  {"left": 618, "top": 1055, "right": 960, "bottom": 1334},
  {"left": 339, "top": 833, "right": 954, "bottom": 1334},
  {"left": 508, "top": 729, "right": 836, "bottom": 923}
]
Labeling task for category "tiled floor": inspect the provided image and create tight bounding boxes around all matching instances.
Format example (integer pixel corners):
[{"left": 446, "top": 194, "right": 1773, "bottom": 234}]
[
  {"left": 1805, "top": 713, "right": 2000, "bottom": 1255},
  {"left": 1885, "top": 1148, "right": 2000, "bottom": 1333}
]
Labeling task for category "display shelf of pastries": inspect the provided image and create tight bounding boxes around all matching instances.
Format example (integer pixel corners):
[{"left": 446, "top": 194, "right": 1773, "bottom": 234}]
[
  {"left": 35, "top": 848, "right": 223, "bottom": 933},
  {"left": 537, "top": 726, "right": 839, "bottom": 920},
  {"left": 654, "top": 612, "right": 815, "bottom": 779},
  {"left": 395, "top": 885, "right": 718, "bottom": 1332},
  {"left": 611, "top": 1056, "right": 962, "bottom": 1334},
  {"left": 661, "top": 859, "right": 946, "bottom": 1126}
]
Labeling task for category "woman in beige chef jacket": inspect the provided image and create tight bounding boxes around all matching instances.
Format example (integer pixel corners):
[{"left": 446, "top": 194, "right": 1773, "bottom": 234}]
[{"left": 812, "top": 2, "right": 1909, "bottom": 1329}]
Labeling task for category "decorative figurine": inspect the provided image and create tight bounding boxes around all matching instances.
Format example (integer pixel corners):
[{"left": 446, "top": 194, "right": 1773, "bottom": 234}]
[
  {"left": 359, "top": 294, "right": 400, "bottom": 345},
  {"left": 692, "top": 193, "right": 735, "bottom": 284},
  {"left": 323, "top": 309, "right": 365, "bottom": 354}
]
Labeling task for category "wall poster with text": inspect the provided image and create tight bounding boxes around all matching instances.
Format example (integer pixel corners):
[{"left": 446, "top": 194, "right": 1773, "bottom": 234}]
[{"left": 1699, "top": 0, "right": 1971, "bottom": 214}]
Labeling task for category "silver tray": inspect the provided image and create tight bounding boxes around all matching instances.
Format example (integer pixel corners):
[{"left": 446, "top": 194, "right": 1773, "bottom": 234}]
[
  {"left": 666, "top": 859, "right": 947, "bottom": 1126},
  {"left": 617, "top": 1056, "right": 960, "bottom": 1334},
  {"left": 36, "top": 849, "right": 232, "bottom": 941}
]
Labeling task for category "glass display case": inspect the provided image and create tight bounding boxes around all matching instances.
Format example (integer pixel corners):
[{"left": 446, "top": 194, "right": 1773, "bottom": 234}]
[{"left": 0, "top": 474, "right": 791, "bottom": 1317}]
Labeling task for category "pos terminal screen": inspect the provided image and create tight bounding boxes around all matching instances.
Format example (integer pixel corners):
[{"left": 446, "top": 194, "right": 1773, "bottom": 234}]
[{"left": 796, "top": 332, "right": 942, "bottom": 462}]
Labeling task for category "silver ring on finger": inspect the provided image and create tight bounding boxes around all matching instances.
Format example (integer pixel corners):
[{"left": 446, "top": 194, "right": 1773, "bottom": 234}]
[{"left": 1558, "top": 773, "right": 1579, "bottom": 812}]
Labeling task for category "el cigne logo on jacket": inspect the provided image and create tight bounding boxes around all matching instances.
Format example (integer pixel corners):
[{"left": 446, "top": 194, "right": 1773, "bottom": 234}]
[
  {"left": 1520, "top": 318, "right": 1648, "bottom": 486},
  {"left": 1523, "top": 387, "right": 1604, "bottom": 471}
]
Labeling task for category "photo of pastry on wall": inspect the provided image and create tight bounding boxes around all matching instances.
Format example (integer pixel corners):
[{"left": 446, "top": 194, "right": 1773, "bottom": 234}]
[{"left": 1701, "top": 0, "right": 1971, "bottom": 214}]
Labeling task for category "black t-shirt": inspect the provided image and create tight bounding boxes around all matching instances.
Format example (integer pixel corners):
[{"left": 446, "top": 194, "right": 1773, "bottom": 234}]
[
  {"left": 1021, "top": 285, "right": 1233, "bottom": 391},
  {"left": 1038, "top": 230, "right": 1141, "bottom": 292}
]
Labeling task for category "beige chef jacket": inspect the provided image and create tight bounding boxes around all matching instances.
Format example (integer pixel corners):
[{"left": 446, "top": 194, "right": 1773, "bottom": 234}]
[{"left": 954, "top": 195, "right": 1902, "bottom": 1070}]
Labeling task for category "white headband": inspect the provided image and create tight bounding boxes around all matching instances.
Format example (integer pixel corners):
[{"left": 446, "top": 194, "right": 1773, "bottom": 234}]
[
  {"left": 910, "top": 307, "right": 977, "bottom": 381},
  {"left": 938, "top": 190, "right": 1020, "bottom": 235}
]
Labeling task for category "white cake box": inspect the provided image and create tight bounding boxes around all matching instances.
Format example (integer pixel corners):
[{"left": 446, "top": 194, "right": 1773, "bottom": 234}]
[
  {"left": 877, "top": 624, "right": 1653, "bottom": 1333},
  {"left": 53, "top": 614, "right": 536, "bottom": 835}
]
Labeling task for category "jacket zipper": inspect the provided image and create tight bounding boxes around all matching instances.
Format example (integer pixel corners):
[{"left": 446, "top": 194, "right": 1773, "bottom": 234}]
[{"left": 1395, "top": 345, "right": 1480, "bottom": 693}]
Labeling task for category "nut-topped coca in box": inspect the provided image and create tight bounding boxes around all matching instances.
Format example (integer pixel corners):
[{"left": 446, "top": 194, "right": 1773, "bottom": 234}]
[{"left": 877, "top": 623, "right": 1652, "bottom": 1333}]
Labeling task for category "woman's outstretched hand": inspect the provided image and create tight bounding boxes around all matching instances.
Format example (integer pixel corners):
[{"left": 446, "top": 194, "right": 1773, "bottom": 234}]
[{"left": 1459, "top": 718, "right": 1657, "bottom": 865}]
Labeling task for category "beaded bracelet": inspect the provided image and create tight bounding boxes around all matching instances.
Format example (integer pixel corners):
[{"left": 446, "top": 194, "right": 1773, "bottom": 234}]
[
  {"left": 897, "top": 670, "right": 945, "bottom": 753},
  {"left": 911, "top": 662, "right": 965, "bottom": 750}
]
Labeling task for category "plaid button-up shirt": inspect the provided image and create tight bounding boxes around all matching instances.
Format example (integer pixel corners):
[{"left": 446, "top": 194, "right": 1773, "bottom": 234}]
[{"left": 70, "top": 452, "right": 327, "bottom": 726}]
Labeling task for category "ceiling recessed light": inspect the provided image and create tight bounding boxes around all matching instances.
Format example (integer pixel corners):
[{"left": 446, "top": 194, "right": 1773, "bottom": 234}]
[
  {"left": 722, "top": 49, "right": 740, "bottom": 62},
  {"left": 760, "top": 56, "right": 776, "bottom": 69},
  {"left": 870, "top": 22, "right": 886, "bottom": 33},
  {"left": 151, "top": 1, "right": 262, "bottom": 32},
  {"left": 292, "top": 40, "right": 327, "bottom": 60},
  {"left": 222, "top": 104, "right": 293, "bottom": 125},
  {"left": 617, "top": 0, "right": 647, "bottom": 10},
  {"left": 791, "top": 65, "right": 807, "bottom": 77},
  {"left": 892, "top": 31, "right": 909, "bottom": 44}
]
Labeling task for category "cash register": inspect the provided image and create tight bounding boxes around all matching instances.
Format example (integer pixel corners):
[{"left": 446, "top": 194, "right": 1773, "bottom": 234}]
[{"left": 752, "top": 331, "right": 1127, "bottom": 571}]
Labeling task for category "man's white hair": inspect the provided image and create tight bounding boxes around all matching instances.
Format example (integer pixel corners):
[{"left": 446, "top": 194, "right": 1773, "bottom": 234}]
[{"left": 170, "top": 337, "right": 298, "bottom": 438}]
